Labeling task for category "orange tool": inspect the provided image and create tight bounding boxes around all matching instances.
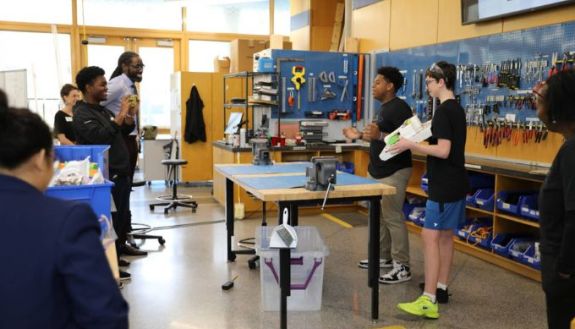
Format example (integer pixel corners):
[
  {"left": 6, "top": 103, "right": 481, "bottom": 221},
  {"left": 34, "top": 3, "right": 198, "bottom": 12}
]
[{"left": 356, "top": 55, "right": 364, "bottom": 121}]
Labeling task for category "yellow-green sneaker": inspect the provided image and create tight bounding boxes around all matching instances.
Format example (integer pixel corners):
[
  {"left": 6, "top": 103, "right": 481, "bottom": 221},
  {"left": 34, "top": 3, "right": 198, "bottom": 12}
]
[{"left": 397, "top": 295, "right": 439, "bottom": 319}]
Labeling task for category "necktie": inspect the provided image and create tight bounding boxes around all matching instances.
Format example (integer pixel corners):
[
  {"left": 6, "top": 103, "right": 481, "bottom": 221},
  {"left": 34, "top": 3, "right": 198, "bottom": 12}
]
[{"left": 131, "top": 84, "right": 139, "bottom": 132}]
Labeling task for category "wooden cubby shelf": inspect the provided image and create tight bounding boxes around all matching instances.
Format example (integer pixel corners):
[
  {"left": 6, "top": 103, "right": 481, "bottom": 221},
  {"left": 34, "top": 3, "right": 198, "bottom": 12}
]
[
  {"left": 406, "top": 221, "right": 541, "bottom": 282},
  {"left": 405, "top": 156, "right": 546, "bottom": 281},
  {"left": 496, "top": 213, "right": 540, "bottom": 228}
]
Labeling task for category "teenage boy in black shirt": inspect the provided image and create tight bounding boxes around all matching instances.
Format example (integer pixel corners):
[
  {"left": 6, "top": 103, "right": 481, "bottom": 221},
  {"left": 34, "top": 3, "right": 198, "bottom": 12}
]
[
  {"left": 343, "top": 66, "right": 413, "bottom": 284},
  {"left": 533, "top": 70, "right": 575, "bottom": 329},
  {"left": 73, "top": 66, "right": 137, "bottom": 281},
  {"left": 391, "top": 61, "right": 468, "bottom": 319}
]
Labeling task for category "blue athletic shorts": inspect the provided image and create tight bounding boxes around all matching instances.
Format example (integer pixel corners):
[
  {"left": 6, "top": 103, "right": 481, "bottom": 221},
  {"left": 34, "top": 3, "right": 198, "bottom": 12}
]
[{"left": 423, "top": 199, "right": 466, "bottom": 230}]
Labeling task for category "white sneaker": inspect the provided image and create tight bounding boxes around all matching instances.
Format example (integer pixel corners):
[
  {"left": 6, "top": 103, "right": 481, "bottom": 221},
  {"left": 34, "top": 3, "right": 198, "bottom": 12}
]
[
  {"left": 358, "top": 258, "right": 393, "bottom": 269},
  {"left": 379, "top": 261, "right": 411, "bottom": 284}
]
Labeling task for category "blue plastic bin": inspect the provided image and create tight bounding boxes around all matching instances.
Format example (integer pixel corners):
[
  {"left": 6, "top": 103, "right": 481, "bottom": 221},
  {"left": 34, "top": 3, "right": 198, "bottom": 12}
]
[
  {"left": 420, "top": 173, "right": 428, "bottom": 193},
  {"left": 497, "top": 191, "right": 539, "bottom": 216},
  {"left": 519, "top": 243, "right": 542, "bottom": 270},
  {"left": 54, "top": 145, "right": 110, "bottom": 179},
  {"left": 473, "top": 189, "right": 495, "bottom": 211},
  {"left": 509, "top": 238, "right": 534, "bottom": 262},
  {"left": 467, "top": 226, "right": 493, "bottom": 249},
  {"left": 46, "top": 181, "right": 114, "bottom": 220},
  {"left": 457, "top": 218, "right": 491, "bottom": 246},
  {"left": 336, "top": 161, "right": 354, "bottom": 174},
  {"left": 403, "top": 196, "right": 426, "bottom": 220},
  {"left": 519, "top": 194, "right": 540, "bottom": 221},
  {"left": 496, "top": 191, "right": 523, "bottom": 215},
  {"left": 491, "top": 234, "right": 515, "bottom": 257},
  {"left": 408, "top": 207, "right": 426, "bottom": 226}
]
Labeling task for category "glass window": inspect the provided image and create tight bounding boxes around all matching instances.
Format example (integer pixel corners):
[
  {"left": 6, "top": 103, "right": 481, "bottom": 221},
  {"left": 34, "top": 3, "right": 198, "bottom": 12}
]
[
  {"left": 186, "top": 1, "right": 269, "bottom": 35},
  {"left": 188, "top": 40, "right": 230, "bottom": 73},
  {"left": 138, "top": 47, "right": 174, "bottom": 129},
  {"left": 0, "top": 31, "right": 72, "bottom": 126},
  {"left": 79, "top": 0, "right": 182, "bottom": 30},
  {"left": 274, "top": 0, "right": 291, "bottom": 36},
  {"left": 87, "top": 45, "right": 126, "bottom": 81},
  {"left": 0, "top": 0, "right": 71, "bottom": 24}
]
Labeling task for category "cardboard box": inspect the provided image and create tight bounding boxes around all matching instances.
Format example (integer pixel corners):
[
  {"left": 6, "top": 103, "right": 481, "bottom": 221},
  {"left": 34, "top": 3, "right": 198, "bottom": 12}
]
[
  {"left": 230, "top": 39, "right": 267, "bottom": 73},
  {"left": 213, "top": 56, "right": 230, "bottom": 73},
  {"left": 267, "top": 35, "right": 292, "bottom": 50}
]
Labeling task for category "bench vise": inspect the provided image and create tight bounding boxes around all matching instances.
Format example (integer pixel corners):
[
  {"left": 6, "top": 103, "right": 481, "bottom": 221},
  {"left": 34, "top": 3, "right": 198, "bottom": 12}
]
[
  {"left": 305, "top": 157, "right": 337, "bottom": 191},
  {"left": 251, "top": 138, "right": 272, "bottom": 166}
]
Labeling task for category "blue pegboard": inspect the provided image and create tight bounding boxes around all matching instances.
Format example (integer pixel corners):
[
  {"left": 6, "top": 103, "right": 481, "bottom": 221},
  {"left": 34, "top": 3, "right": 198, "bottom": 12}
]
[
  {"left": 374, "top": 21, "right": 575, "bottom": 123},
  {"left": 266, "top": 49, "right": 360, "bottom": 121}
]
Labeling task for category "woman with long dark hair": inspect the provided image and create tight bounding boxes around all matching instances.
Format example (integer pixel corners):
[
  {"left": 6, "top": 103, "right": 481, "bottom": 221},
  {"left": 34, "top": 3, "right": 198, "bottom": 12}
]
[{"left": 533, "top": 70, "right": 575, "bottom": 329}]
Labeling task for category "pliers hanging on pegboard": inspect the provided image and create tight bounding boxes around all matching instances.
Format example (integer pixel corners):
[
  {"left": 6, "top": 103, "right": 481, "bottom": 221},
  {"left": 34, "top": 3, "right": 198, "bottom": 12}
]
[
  {"left": 513, "top": 124, "right": 521, "bottom": 146},
  {"left": 483, "top": 120, "right": 492, "bottom": 148}
]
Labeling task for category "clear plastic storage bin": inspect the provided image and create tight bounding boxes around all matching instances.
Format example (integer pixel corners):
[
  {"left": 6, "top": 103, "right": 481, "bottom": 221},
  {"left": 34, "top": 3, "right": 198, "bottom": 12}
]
[{"left": 255, "top": 226, "right": 329, "bottom": 311}]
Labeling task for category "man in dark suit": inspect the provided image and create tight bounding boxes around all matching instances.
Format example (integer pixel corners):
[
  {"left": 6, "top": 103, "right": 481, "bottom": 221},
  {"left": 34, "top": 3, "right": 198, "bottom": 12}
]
[{"left": 0, "top": 103, "right": 128, "bottom": 328}]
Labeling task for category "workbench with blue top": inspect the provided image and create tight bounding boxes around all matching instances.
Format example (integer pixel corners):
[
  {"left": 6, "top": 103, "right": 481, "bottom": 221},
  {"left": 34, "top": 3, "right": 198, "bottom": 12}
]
[{"left": 214, "top": 162, "right": 395, "bottom": 328}]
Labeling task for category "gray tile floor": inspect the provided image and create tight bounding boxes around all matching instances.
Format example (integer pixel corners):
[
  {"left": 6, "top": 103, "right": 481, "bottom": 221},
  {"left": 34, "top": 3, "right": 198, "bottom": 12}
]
[{"left": 121, "top": 183, "right": 546, "bottom": 329}]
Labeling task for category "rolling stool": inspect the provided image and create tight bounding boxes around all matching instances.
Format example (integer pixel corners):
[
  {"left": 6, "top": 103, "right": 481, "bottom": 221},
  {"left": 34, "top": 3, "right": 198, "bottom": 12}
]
[
  {"left": 149, "top": 158, "right": 198, "bottom": 214},
  {"left": 129, "top": 180, "right": 166, "bottom": 246}
]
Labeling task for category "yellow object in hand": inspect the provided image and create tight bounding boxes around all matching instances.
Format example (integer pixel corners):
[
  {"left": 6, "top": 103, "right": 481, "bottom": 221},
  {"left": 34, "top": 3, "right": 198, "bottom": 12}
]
[{"left": 128, "top": 95, "right": 139, "bottom": 107}]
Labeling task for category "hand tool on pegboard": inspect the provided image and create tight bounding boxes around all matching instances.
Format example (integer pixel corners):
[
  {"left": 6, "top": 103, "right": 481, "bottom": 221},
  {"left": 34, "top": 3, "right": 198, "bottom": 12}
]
[
  {"left": 400, "top": 70, "right": 407, "bottom": 95},
  {"left": 339, "top": 76, "right": 349, "bottom": 102},
  {"left": 418, "top": 69, "right": 424, "bottom": 100},
  {"left": 281, "top": 77, "right": 287, "bottom": 113},
  {"left": 291, "top": 65, "right": 306, "bottom": 110},
  {"left": 513, "top": 123, "right": 521, "bottom": 146},
  {"left": 549, "top": 52, "right": 559, "bottom": 76},
  {"left": 411, "top": 69, "right": 417, "bottom": 99},
  {"left": 287, "top": 88, "right": 295, "bottom": 110},
  {"left": 356, "top": 54, "right": 364, "bottom": 121}
]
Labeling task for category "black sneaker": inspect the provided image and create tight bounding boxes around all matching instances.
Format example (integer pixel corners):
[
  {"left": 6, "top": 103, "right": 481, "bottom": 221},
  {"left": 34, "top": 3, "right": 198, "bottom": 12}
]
[
  {"left": 379, "top": 262, "right": 411, "bottom": 284},
  {"left": 119, "top": 270, "right": 132, "bottom": 281},
  {"left": 358, "top": 258, "right": 393, "bottom": 269},
  {"left": 120, "top": 244, "right": 148, "bottom": 256},
  {"left": 419, "top": 282, "right": 450, "bottom": 304},
  {"left": 119, "top": 259, "right": 130, "bottom": 267}
]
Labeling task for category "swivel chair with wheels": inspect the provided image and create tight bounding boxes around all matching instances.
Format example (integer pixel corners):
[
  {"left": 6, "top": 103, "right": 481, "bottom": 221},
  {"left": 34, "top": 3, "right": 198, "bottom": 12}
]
[
  {"left": 149, "top": 138, "right": 198, "bottom": 214},
  {"left": 129, "top": 181, "right": 166, "bottom": 246}
]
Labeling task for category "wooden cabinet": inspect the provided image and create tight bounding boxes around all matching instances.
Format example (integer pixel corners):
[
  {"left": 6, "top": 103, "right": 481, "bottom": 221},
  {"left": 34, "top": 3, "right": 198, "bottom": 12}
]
[{"left": 405, "top": 157, "right": 545, "bottom": 281}]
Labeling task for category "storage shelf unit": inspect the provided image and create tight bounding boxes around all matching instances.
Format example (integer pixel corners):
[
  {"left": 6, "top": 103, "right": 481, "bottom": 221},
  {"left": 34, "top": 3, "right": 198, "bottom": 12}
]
[
  {"left": 405, "top": 221, "right": 541, "bottom": 281},
  {"left": 406, "top": 155, "right": 545, "bottom": 281},
  {"left": 223, "top": 71, "right": 280, "bottom": 138}
]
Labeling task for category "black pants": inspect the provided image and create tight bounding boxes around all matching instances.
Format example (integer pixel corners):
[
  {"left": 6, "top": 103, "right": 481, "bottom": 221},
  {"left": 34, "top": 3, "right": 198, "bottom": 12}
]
[
  {"left": 123, "top": 135, "right": 138, "bottom": 181},
  {"left": 541, "top": 252, "right": 575, "bottom": 329},
  {"left": 110, "top": 174, "right": 131, "bottom": 251},
  {"left": 123, "top": 135, "right": 138, "bottom": 233}
]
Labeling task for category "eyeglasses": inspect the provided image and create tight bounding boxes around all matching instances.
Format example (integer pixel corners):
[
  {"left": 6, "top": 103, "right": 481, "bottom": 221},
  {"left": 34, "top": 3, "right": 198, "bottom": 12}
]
[
  {"left": 532, "top": 81, "right": 546, "bottom": 101},
  {"left": 130, "top": 64, "right": 145, "bottom": 70}
]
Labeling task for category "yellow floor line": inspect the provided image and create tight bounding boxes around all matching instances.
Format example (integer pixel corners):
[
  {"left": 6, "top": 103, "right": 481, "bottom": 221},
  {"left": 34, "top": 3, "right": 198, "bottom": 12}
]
[
  {"left": 321, "top": 213, "right": 353, "bottom": 228},
  {"left": 374, "top": 326, "right": 406, "bottom": 329}
]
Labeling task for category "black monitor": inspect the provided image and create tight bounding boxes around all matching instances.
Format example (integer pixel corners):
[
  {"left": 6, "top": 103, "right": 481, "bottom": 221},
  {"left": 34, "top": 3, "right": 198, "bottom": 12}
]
[{"left": 462, "top": 0, "right": 575, "bottom": 25}]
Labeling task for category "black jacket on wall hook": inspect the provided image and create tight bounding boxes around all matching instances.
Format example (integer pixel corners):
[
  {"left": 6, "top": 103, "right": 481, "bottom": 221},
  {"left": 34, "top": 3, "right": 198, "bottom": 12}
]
[{"left": 184, "top": 85, "right": 207, "bottom": 143}]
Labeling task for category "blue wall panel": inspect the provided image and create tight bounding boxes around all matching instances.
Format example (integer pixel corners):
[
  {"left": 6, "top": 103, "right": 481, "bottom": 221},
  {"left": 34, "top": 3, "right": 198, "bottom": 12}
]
[
  {"left": 375, "top": 21, "right": 575, "bottom": 123},
  {"left": 269, "top": 49, "right": 360, "bottom": 121}
]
